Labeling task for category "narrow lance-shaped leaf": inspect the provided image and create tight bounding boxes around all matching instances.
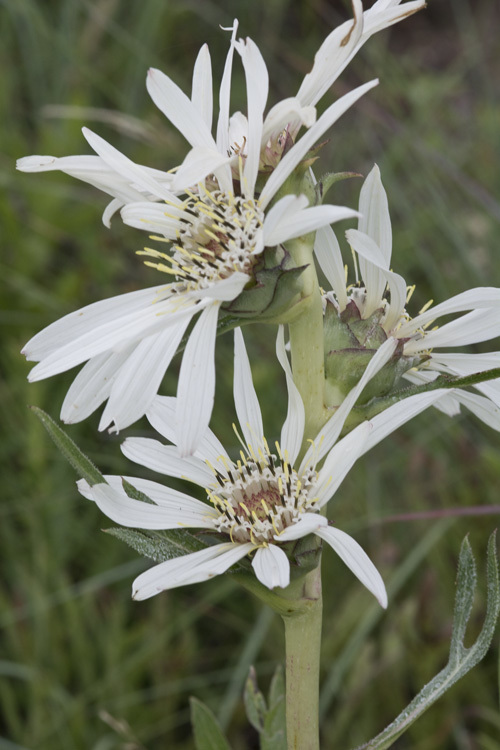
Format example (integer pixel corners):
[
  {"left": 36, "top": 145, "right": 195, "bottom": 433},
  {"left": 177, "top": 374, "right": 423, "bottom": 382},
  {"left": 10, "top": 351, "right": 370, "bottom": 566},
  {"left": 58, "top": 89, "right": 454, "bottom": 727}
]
[
  {"left": 30, "top": 406, "right": 103, "bottom": 485},
  {"left": 262, "top": 665, "right": 287, "bottom": 750},
  {"left": 244, "top": 666, "right": 287, "bottom": 750},
  {"left": 104, "top": 527, "right": 208, "bottom": 563},
  {"left": 354, "top": 532, "right": 500, "bottom": 750},
  {"left": 349, "top": 367, "right": 500, "bottom": 427},
  {"left": 244, "top": 667, "right": 267, "bottom": 733},
  {"left": 190, "top": 697, "right": 232, "bottom": 750}
]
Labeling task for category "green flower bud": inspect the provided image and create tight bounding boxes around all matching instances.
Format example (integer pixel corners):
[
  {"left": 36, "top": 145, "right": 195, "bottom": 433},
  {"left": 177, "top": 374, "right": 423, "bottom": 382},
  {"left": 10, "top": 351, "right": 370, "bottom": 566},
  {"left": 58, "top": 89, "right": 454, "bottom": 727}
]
[
  {"left": 323, "top": 297, "right": 421, "bottom": 407},
  {"left": 221, "top": 245, "right": 307, "bottom": 321}
]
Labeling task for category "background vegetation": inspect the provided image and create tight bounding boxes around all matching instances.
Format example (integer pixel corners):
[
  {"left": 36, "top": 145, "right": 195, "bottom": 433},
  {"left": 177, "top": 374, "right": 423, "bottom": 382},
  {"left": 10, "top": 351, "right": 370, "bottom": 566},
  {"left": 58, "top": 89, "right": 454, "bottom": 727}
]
[{"left": 1, "top": 0, "right": 500, "bottom": 747}]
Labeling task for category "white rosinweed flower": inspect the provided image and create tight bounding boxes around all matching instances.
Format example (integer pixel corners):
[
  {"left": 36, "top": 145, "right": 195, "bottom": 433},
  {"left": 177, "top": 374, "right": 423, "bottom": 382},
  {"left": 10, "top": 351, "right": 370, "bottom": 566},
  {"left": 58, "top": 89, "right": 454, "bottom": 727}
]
[
  {"left": 316, "top": 165, "right": 500, "bottom": 430},
  {"left": 18, "top": 3, "right": 425, "bottom": 451},
  {"left": 78, "top": 327, "right": 451, "bottom": 602}
]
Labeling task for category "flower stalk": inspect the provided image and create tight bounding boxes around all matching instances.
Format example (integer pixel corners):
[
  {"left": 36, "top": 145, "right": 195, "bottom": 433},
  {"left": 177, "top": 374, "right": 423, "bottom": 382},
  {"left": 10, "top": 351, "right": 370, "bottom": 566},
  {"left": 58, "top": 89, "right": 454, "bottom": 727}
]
[
  {"left": 284, "top": 237, "right": 327, "bottom": 749},
  {"left": 287, "top": 236, "right": 329, "bottom": 452},
  {"left": 282, "top": 566, "right": 323, "bottom": 750}
]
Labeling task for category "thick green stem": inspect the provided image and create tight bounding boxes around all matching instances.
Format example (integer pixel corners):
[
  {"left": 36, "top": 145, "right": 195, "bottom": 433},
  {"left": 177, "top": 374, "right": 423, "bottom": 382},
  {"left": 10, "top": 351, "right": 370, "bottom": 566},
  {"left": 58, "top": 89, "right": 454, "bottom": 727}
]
[
  {"left": 287, "top": 237, "right": 329, "bottom": 449},
  {"left": 282, "top": 566, "right": 323, "bottom": 750},
  {"left": 281, "top": 237, "right": 330, "bottom": 750}
]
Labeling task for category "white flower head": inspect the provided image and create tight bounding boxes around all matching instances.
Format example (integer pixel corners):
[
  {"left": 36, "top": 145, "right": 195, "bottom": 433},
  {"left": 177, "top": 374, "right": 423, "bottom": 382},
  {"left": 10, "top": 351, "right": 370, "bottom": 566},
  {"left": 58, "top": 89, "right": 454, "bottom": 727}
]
[
  {"left": 78, "top": 327, "right": 453, "bottom": 603},
  {"left": 22, "top": 17, "right": 387, "bottom": 453},
  {"left": 316, "top": 165, "right": 500, "bottom": 429}
]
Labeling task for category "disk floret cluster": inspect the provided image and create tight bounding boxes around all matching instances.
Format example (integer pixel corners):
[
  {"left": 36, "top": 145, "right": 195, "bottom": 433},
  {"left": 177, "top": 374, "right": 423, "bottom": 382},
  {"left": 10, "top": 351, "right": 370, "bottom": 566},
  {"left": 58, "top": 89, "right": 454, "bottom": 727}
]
[
  {"left": 207, "top": 441, "right": 318, "bottom": 545},
  {"left": 141, "top": 189, "right": 264, "bottom": 292}
]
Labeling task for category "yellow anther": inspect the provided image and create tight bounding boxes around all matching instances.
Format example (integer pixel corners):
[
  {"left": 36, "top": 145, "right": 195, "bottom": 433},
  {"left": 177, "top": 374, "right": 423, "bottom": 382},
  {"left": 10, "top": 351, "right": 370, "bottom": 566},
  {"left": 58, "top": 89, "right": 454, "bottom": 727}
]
[
  {"left": 418, "top": 298, "right": 434, "bottom": 315},
  {"left": 203, "top": 228, "right": 221, "bottom": 243},
  {"left": 143, "top": 262, "right": 180, "bottom": 276},
  {"left": 406, "top": 284, "right": 416, "bottom": 304},
  {"left": 239, "top": 503, "right": 251, "bottom": 517}
]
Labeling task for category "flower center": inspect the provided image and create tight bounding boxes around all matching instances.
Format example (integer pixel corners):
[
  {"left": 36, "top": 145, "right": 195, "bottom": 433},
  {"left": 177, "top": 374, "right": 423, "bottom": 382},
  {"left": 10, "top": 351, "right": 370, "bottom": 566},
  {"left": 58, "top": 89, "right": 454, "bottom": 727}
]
[
  {"left": 140, "top": 188, "right": 264, "bottom": 292},
  {"left": 206, "top": 441, "right": 318, "bottom": 546}
]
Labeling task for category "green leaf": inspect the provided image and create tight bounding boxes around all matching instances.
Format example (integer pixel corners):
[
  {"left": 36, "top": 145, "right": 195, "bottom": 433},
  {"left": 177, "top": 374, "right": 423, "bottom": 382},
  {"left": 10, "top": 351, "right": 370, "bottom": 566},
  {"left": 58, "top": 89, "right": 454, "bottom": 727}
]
[
  {"left": 261, "top": 699, "right": 286, "bottom": 750},
  {"left": 190, "top": 697, "right": 232, "bottom": 750},
  {"left": 262, "top": 666, "right": 286, "bottom": 750},
  {"left": 347, "top": 366, "right": 500, "bottom": 428},
  {"left": 30, "top": 406, "right": 103, "bottom": 486},
  {"left": 243, "top": 666, "right": 286, "bottom": 750},
  {"left": 243, "top": 667, "right": 267, "bottom": 732},
  {"left": 268, "top": 664, "right": 285, "bottom": 710},
  {"left": 354, "top": 532, "right": 500, "bottom": 750},
  {"left": 315, "top": 171, "right": 362, "bottom": 204},
  {"left": 104, "top": 527, "right": 208, "bottom": 563}
]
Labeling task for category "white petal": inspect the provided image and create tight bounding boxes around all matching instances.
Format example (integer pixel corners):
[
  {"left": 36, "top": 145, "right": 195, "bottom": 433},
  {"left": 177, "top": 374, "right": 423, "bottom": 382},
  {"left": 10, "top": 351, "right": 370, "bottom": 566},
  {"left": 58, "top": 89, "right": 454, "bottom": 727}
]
[
  {"left": 120, "top": 201, "right": 180, "bottom": 236},
  {"left": 398, "top": 287, "right": 500, "bottom": 337},
  {"left": 296, "top": 0, "right": 364, "bottom": 107},
  {"left": 102, "top": 197, "right": 124, "bottom": 227},
  {"left": 60, "top": 347, "right": 133, "bottom": 424},
  {"left": 452, "top": 390, "right": 500, "bottom": 431},
  {"left": 146, "top": 396, "right": 230, "bottom": 466},
  {"left": 359, "top": 388, "right": 451, "bottom": 456},
  {"left": 132, "top": 542, "right": 253, "bottom": 600},
  {"left": 172, "top": 147, "right": 232, "bottom": 192},
  {"left": 262, "top": 98, "right": 316, "bottom": 144},
  {"left": 121, "top": 437, "right": 215, "bottom": 487},
  {"left": 300, "top": 337, "right": 398, "bottom": 470},
  {"left": 98, "top": 314, "right": 192, "bottom": 432},
  {"left": 345, "top": 227, "right": 388, "bottom": 315},
  {"left": 83, "top": 127, "right": 178, "bottom": 202},
  {"left": 265, "top": 203, "right": 359, "bottom": 247},
  {"left": 191, "top": 44, "right": 213, "bottom": 131},
  {"left": 251, "top": 545, "right": 290, "bottom": 589},
  {"left": 346, "top": 228, "right": 407, "bottom": 325},
  {"left": 276, "top": 326, "right": 305, "bottom": 467},
  {"left": 236, "top": 37, "right": 269, "bottom": 197},
  {"left": 27, "top": 294, "right": 193, "bottom": 382},
  {"left": 146, "top": 68, "right": 216, "bottom": 150},
  {"left": 16, "top": 154, "right": 147, "bottom": 208},
  {"left": 429, "top": 351, "right": 500, "bottom": 374},
  {"left": 233, "top": 328, "right": 265, "bottom": 453},
  {"left": 86, "top": 482, "right": 217, "bottom": 529},
  {"left": 316, "top": 525, "right": 387, "bottom": 607},
  {"left": 364, "top": 1, "right": 425, "bottom": 36},
  {"left": 262, "top": 194, "right": 309, "bottom": 244},
  {"left": 196, "top": 272, "right": 249, "bottom": 302},
  {"left": 275, "top": 513, "right": 327, "bottom": 542},
  {"left": 260, "top": 79, "right": 378, "bottom": 209},
  {"left": 177, "top": 302, "right": 219, "bottom": 456},
  {"left": 404, "top": 308, "right": 500, "bottom": 355},
  {"left": 88, "top": 474, "right": 215, "bottom": 514},
  {"left": 296, "top": 0, "right": 424, "bottom": 108},
  {"left": 23, "top": 285, "right": 169, "bottom": 362},
  {"left": 358, "top": 165, "right": 392, "bottom": 264},
  {"left": 313, "top": 422, "right": 372, "bottom": 507},
  {"left": 314, "top": 225, "right": 348, "bottom": 310},
  {"left": 216, "top": 21, "right": 239, "bottom": 162}
]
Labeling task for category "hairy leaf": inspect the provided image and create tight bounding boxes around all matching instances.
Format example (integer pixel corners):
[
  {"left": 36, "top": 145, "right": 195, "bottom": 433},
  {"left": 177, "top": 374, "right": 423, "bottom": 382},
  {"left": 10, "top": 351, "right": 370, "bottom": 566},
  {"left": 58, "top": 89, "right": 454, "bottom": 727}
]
[
  {"left": 30, "top": 406, "right": 103, "bottom": 485},
  {"left": 355, "top": 533, "right": 499, "bottom": 750}
]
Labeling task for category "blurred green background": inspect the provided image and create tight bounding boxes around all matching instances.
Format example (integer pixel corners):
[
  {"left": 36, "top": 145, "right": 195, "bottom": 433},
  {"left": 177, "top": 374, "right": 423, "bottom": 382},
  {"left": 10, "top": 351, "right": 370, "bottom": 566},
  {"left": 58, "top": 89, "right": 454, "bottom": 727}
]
[{"left": 2, "top": 0, "right": 500, "bottom": 747}]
